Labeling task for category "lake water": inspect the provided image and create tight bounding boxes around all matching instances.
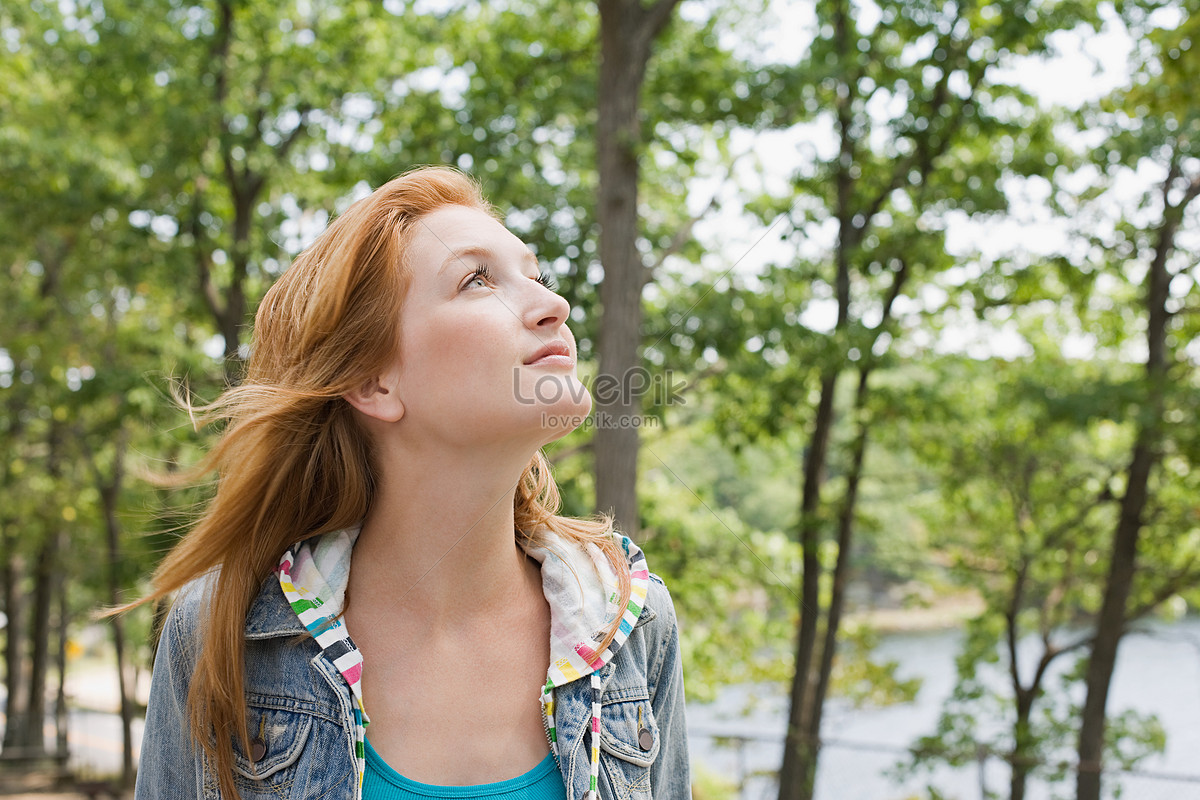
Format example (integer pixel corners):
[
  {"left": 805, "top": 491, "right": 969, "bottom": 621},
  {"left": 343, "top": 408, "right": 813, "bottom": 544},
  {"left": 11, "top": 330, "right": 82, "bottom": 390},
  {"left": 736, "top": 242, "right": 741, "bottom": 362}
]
[{"left": 687, "top": 617, "right": 1200, "bottom": 800}]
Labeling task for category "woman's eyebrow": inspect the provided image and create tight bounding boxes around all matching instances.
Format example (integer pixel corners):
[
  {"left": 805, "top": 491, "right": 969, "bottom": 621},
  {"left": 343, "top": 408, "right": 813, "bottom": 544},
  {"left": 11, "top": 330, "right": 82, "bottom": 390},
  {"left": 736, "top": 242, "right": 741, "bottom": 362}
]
[{"left": 438, "top": 246, "right": 539, "bottom": 275}]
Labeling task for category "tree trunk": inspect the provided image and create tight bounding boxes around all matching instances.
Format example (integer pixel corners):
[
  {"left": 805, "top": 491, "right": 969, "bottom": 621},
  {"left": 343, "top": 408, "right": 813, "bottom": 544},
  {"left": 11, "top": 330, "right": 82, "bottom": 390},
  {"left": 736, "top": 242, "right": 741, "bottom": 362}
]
[
  {"left": 593, "top": 0, "right": 679, "bottom": 539},
  {"left": 55, "top": 573, "right": 68, "bottom": 763},
  {"left": 1011, "top": 689, "right": 1033, "bottom": 800},
  {"left": 108, "top": 610, "right": 135, "bottom": 787},
  {"left": 100, "top": 431, "right": 137, "bottom": 787},
  {"left": 1076, "top": 442, "right": 1152, "bottom": 798},
  {"left": 808, "top": 367, "right": 872, "bottom": 753},
  {"left": 3, "top": 425, "right": 67, "bottom": 756},
  {"left": 2, "top": 544, "right": 29, "bottom": 753},
  {"left": 1010, "top": 648, "right": 1063, "bottom": 800},
  {"left": 800, "top": 253, "right": 909, "bottom": 788},
  {"left": 1076, "top": 168, "right": 1180, "bottom": 800},
  {"left": 22, "top": 525, "right": 63, "bottom": 761},
  {"left": 780, "top": 6, "right": 858, "bottom": 792},
  {"left": 19, "top": 424, "right": 69, "bottom": 759},
  {"left": 779, "top": 370, "right": 838, "bottom": 800}
]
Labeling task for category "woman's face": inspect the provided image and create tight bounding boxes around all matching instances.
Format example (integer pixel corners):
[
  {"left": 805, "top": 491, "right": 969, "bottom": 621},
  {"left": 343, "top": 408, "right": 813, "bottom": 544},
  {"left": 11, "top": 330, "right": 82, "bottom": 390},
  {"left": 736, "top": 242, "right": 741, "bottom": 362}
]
[{"left": 388, "top": 204, "right": 591, "bottom": 450}]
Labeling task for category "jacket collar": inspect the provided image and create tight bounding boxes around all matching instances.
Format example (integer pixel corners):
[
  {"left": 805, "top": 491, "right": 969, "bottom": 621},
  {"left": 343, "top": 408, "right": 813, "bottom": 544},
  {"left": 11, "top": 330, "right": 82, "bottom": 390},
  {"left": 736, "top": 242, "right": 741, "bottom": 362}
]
[
  {"left": 246, "top": 526, "right": 359, "bottom": 639},
  {"left": 243, "top": 564, "right": 658, "bottom": 640},
  {"left": 245, "top": 577, "right": 307, "bottom": 638},
  {"left": 245, "top": 525, "right": 657, "bottom": 672}
]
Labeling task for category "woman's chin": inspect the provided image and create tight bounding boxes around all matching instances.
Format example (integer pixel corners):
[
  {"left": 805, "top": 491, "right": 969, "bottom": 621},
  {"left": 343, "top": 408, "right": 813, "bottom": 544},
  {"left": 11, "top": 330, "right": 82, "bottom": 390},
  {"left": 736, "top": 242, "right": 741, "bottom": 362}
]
[
  {"left": 535, "top": 396, "right": 592, "bottom": 445},
  {"left": 538, "top": 412, "right": 588, "bottom": 443}
]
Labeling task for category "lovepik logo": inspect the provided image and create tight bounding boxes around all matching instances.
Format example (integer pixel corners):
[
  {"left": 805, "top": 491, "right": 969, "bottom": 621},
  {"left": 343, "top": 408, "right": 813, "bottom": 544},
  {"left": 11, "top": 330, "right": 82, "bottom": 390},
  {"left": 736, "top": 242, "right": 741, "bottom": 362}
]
[{"left": 513, "top": 366, "right": 687, "bottom": 407}]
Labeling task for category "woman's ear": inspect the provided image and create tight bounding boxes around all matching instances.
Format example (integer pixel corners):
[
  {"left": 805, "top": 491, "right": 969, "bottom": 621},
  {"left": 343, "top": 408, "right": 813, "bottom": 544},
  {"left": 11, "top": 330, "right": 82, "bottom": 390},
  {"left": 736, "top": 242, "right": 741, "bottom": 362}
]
[{"left": 344, "top": 374, "right": 405, "bottom": 423}]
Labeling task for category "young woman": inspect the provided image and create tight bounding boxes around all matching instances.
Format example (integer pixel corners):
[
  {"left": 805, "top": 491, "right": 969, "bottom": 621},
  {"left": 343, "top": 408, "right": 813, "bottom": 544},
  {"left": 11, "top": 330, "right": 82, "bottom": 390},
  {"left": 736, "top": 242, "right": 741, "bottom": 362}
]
[{"left": 132, "top": 167, "right": 690, "bottom": 800}]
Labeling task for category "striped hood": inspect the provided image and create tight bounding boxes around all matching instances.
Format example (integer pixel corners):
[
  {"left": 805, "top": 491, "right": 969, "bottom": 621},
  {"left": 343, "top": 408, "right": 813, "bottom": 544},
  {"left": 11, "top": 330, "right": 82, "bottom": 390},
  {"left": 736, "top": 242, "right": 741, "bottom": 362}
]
[
  {"left": 524, "top": 532, "right": 650, "bottom": 689},
  {"left": 276, "top": 529, "right": 366, "bottom": 785},
  {"left": 276, "top": 526, "right": 650, "bottom": 798}
]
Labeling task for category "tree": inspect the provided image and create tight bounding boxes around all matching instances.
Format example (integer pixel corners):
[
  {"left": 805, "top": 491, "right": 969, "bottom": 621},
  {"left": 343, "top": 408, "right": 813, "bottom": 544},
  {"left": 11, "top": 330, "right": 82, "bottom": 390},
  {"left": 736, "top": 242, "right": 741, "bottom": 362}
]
[
  {"left": 696, "top": 2, "right": 1099, "bottom": 796},
  {"left": 1, "top": 2, "right": 122, "bottom": 759},
  {"left": 889, "top": 7, "right": 1200, "bottom": 793},
  {"left": 897, "top": 355, "right": 1170, "bottom": 800},
  {"left": 591, "top": 0, "right": 682, "bottom": 538},
  {"left": 1072, "top": 5, "right": 1200, "bottom": 797},
  {"left": 89, "top": 0, "right": 437, "bottom": 381},
  {"left": 0, "top": 1, "right": 208, "bottom": 773}
]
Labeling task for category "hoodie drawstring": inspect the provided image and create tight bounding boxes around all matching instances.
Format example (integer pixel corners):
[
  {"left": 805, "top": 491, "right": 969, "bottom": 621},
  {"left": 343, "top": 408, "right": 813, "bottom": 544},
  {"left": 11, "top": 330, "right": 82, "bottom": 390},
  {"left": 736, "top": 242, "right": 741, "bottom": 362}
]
[
  {"left": 585, "top": 672, "right": 601, "bottom": 800},
  {"left": 543, "top": 673, "right": 603, "bottom": 800}
]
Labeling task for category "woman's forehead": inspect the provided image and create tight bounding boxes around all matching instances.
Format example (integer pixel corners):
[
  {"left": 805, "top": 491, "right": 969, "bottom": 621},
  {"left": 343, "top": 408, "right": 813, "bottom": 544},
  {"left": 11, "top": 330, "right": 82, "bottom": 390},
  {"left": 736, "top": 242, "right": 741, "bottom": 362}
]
[{"left": 410, "top": 205, "right": 534, "bottom": 273}]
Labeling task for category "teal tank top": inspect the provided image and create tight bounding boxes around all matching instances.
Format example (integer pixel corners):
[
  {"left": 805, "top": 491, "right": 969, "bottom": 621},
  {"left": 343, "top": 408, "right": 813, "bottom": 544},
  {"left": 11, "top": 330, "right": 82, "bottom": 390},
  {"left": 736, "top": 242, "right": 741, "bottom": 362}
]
[{"left": 362, "top": 740, "right": 568, "bottom": 800}]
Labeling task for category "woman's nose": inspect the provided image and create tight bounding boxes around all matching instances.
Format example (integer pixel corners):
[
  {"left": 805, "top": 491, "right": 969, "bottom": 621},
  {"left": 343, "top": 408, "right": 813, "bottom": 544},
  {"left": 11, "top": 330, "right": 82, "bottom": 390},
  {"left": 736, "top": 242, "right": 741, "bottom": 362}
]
[{"left": 526, "top": 284, "right": 570, "bottom": 330}]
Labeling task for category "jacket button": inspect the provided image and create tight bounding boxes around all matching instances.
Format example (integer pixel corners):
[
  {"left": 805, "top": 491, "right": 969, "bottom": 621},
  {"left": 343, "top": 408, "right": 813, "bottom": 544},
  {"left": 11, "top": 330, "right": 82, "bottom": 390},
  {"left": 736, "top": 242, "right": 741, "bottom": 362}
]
[
  {"left": 251, "top": 738, "right": 267, "bottom": 761},
  {"left": 638, "top": 727, "right": 653, "bottom": 751}
]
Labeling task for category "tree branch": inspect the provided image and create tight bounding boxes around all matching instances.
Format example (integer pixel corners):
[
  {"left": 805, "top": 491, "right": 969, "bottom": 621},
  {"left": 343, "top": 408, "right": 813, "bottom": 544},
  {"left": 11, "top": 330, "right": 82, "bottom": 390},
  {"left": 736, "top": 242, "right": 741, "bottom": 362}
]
[
  {"left": 1006, "top": 559, "right": 1028, "bottom": 685},
  {"left": 1178, "top": 170, "right": 1200, "bottom": 211},
  {"left": 1053, "top": 630, "right": 1098, "bottom": 659},
  {"left": 275, "top": 104, "right": 314, "bottom": 162},
  {"left": 189, "top": 183, "right": 224, "bottom": 323},
  {"left": 644, "top": 177, "right": 725, "bottom": 281},
  {"left": 641, "top": 0, "right": 682, "bottom": 49},
  {"left": 545, "top": 439, "right": 593, "bottom": 465},
  {"left": 875, "top": 257, "right": 910, "bottom": 332},
  {"left": 1126, "top": 557, "right": 1199, "bottom": 622},
  {"left": 1041, "top": 480, "right": 1116, "bottom": 553}
]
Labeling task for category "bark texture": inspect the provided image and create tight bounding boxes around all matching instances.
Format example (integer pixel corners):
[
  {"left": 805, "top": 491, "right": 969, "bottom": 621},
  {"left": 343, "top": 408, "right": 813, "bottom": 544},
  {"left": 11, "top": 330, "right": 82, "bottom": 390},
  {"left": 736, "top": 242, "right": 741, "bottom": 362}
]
[{"left": 593, "top": 0, "right": 679, "bottom": 539}]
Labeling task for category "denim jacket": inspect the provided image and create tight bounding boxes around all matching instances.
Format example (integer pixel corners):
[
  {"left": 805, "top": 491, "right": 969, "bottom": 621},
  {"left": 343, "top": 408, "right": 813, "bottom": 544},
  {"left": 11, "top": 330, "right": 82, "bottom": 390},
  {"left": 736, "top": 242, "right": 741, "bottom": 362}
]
[{"left": 135, "top": 529, "right": 691, "bottom": 800}]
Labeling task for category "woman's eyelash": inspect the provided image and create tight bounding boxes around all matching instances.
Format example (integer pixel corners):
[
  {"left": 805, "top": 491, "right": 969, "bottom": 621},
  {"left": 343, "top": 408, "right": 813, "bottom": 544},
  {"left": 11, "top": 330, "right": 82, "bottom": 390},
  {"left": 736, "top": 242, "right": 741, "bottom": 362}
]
[
  {"left": 462, "top": 264, "right": 556, "bottom": 292},
  {"left": 463, "top": 264, "right": 493, "bottom": 288}
]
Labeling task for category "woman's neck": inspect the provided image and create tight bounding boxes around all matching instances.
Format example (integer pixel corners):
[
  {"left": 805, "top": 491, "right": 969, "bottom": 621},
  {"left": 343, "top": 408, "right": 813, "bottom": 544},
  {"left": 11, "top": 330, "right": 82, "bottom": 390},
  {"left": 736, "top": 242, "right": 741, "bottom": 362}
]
[{"left": 348, "top": 444, "right": 539, "bottom": 626}]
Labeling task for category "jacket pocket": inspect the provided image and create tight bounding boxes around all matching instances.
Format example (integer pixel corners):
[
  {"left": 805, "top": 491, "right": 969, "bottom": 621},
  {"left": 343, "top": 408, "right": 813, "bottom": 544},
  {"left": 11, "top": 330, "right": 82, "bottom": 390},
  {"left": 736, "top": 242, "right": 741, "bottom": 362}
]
[
  {"left": 599, "top": 695, "right": 659, "bottom": 799},
  {"left": 230, "top": 697, "right": 313, "bottom": 789}
]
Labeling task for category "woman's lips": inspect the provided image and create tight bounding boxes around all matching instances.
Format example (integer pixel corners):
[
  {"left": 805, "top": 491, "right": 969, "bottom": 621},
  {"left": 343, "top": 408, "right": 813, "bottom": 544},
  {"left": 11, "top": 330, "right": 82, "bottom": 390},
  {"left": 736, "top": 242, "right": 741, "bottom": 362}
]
[
  {"left": 526, "top": 354, "right": 575, "bottom": 368},
  {"left": 524, "top": 341, "right": 573, "bottom": 367}
]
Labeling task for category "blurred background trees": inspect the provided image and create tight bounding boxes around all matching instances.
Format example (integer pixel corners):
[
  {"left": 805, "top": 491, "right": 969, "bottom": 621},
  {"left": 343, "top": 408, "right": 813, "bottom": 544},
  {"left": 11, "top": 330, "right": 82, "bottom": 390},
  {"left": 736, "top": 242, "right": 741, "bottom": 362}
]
[{"left": 1, "top": 1, "right": 1198, "bottom": 798}]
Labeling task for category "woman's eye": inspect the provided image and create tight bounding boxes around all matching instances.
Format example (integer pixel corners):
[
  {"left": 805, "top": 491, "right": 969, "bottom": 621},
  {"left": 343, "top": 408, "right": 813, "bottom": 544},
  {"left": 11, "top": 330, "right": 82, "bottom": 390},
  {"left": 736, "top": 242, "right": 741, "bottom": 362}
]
[
  {"left": 463, "top": 264, "right": 493, "bottom": 290},
  {"left": 535, "top": 271, "right": 558, "bottom": 291}
]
